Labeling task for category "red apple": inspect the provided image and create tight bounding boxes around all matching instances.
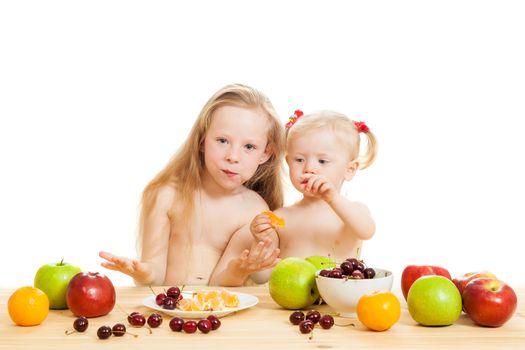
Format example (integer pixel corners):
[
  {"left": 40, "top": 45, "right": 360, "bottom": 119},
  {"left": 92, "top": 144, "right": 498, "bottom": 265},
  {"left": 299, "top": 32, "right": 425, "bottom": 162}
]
[
  {"left": 66, "top": 272, "right": 116, "bottom": 318},
  {"left": 401, "top": 265, "right": 451, "bottom": 300},
  {"left": 462, "top": 278, "right": 517, "bottom": 327},
  {"left": 452, "top": 271, "right": 497, "bottom": 296}
]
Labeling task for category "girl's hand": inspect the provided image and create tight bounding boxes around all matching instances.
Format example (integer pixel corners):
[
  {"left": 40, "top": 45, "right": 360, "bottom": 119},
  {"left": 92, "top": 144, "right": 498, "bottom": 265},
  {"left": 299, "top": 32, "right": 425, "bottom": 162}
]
[
  {"left": 250, "top": 213, "right": 278, "bottom": 241},
  {"left": 99, "top": 251, "right": 152, "bottom": 284},
  {"left": 300, "top": 173, "right": 337, "bottom": 202},
  {"left": 230, "top": 238, "right": 281, "bottom": 275}
]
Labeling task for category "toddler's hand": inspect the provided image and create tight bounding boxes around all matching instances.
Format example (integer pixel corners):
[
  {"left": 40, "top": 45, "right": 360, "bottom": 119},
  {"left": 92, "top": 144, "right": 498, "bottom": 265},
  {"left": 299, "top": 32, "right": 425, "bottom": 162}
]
[
  {"left": 99, "top": 251, "right": 152, "bottom": 283},
  {"left": 232, "top": 238, "right": 281, "bottom": 275},
  {"left": 250, "top": 213, "right": 278, "bottom": 241},
  {"left": 300, "top": 174, "right": 337, "bottom": 202}
]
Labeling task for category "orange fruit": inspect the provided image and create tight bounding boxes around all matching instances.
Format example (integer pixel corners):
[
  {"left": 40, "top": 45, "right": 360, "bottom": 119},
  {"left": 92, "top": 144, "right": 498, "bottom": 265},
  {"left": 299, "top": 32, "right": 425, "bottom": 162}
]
[
  {"left": 8, "top": 286, "right": 49, "bottom": 326},
  {"left": 357, "top": 290, "right": 400, "bottom": 331},
  {"left": 220, "top": 289, "right": 240, "bottom": 307},
  {"left": 263, "top": 211, "right": 285, "bottom": 228}
]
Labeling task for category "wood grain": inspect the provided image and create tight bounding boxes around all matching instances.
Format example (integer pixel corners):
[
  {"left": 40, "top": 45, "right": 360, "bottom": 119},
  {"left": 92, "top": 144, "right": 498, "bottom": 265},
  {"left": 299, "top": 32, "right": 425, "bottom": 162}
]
[{"left": 0, "top": 286, "right": 523, "bottom": 349}]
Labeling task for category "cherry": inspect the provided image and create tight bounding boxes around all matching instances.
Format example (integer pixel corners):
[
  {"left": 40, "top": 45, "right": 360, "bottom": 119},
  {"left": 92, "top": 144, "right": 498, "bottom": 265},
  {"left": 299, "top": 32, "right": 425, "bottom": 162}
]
[
  {"left": 299, "top": 319, "right": 315, "bottom": 334},
  {"left": 319, "top": 269, "right": 331, "bottom": 277},
  {"left": 357, "top": 261, "right": 365, "bottom": 272},
  {"left": 97, "top": 325, "right": 112, "bottom": 340},
  {"left": 197, "top": 319, "right": 212, "bottom": 334},
  {"left": 147, "top": 313, "right": 163, "bottom": 328},
  {"left": 166, "top": 286, "right": 181, "bottom": 299},
  {"left": 207, "top": 315, "right": 221, "bottom": 330},
  {"left": 351, "top": 270, "right": 364, "bottom": 279},
  {"left": 183, "top": 320, "right": 198, "bottom": 334},
  {"left": 112, "top": 323, "right": 126, "bottom": 337},
  {"left": 319, "top": 315, "right": 334, "bottom": 329},
  {"left": 169, "top": 317, "right": 184, "bottom": 332},
  {"left": 163, "top": 297, "right": 176, "bottom": 310},
  {"left": 289, "top": 311, "right": 305, "bottom": 325},
  {"left": 340, "top": 261, "right": 354, "bottom": 275},
  {"left": 364, "top": 267, "right": 376, "bottom": 279},
  {"left": 306, "top": 310, "right": 321, "bottom": 324},
  {"left": 65, "top": 316, "right": 89, "bottom": 335},
  {"left": 129, "top": 312, "right": 146, "bottom": 327},
  {"left": 329, "top": 269, "right": 343, "bottom": 279},
  {"left": 112, "top": 323, "right": 138, "bottom": 338},
  {"left": 155, "top": 293, "right": 167, "bottom": 306},
  {"left": 346, "top": 258, "right": 359, "bottom": 271}
]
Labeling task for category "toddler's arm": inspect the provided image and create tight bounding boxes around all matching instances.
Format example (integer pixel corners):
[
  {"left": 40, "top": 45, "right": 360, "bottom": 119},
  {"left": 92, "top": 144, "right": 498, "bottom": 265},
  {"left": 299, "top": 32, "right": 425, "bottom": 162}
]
[
  {"left": 301, "top": 173, "right": 375, "bottom": 240},
  {"left": 209, "top": 225, "right": 280, "bottom": 286}
]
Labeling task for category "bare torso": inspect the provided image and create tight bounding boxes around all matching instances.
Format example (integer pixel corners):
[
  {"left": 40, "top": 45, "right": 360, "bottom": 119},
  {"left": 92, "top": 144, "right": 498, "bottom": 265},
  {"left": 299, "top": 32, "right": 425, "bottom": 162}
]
[
  {"left": 275, "top": 200, "right": 363, "bottom": 263},
  {"left": 159, "top": 186, "right": 266, "bottom": 285}
]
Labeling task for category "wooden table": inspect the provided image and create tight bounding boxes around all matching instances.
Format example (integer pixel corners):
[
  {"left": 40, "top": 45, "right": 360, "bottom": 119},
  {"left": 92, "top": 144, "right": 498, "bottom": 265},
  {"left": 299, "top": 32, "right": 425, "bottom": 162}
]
[{"left": 1, "top": 286, "right": 524, "bottom": 349}]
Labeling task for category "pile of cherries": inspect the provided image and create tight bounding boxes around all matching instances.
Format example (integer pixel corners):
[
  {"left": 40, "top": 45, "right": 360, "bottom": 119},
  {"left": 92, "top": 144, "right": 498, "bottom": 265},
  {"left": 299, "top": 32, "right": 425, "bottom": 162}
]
[
  {"left": 319, "top": 258, "right": 376, "bottom": 280},
  {"left": 154, "top": 286, "right": 183, "bottom": 310},
  {"left": 289, "top": 310, "right": 334, "bottom": 334}
]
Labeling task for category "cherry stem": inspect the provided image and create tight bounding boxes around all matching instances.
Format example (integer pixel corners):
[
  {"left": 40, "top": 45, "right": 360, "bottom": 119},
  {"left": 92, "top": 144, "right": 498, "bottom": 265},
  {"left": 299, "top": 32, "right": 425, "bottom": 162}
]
[
  {"left": 116, "top": 303, "right": 130, "bottom": 316},
  {"left": 113, "top": 330, "right": 139, "bottom": 338},
  {"left": 64, "top": 329, "right": 76, "bottom": 335},
  {"left": 60, "top": 258, "right": 64, "bottom": 266},
  {"left": 148, "top": 285, "right": 157, "bottom": 296},
  {"left": 334, "top": 322, "right": 355, "bottom": 327}
]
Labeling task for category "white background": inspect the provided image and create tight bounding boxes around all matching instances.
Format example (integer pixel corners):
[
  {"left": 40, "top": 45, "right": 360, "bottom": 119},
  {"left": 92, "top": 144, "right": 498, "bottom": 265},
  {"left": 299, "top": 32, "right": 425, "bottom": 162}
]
[{"left": 1, "top": 1, "right": 524, "bottom": 288}]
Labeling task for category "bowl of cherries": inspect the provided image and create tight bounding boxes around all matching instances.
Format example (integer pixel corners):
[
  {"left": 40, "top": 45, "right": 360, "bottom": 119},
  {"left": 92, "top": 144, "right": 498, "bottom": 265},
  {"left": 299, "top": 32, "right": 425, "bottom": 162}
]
[{"left": 316, "top": 258, "right": 393, "bottom": 317}]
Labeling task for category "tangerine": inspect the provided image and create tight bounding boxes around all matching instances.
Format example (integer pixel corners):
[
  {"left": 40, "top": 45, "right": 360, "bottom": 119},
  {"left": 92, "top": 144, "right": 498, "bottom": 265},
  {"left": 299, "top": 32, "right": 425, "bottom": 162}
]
[
  {"left": 263, "top": 211, "right": 285, "bottom": 228},
  {"left": 8, "top": 286, "right": 50, "bottom": 326},
  {"left": 357, "top": 290, "right": 400, "bottom": 331}
]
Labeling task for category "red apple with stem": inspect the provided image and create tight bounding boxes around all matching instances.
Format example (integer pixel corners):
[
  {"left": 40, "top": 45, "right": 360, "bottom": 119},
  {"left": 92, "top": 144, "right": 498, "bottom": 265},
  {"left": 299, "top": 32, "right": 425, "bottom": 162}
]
[
  {"left": 462, "top": 278, "right": 517, "bottom": 327},
  {"left": 66, "top": 272, "right": 116, "bottom": 318},
  {"left": 401, "top": 265, "right": 451, "bottom": 300}
]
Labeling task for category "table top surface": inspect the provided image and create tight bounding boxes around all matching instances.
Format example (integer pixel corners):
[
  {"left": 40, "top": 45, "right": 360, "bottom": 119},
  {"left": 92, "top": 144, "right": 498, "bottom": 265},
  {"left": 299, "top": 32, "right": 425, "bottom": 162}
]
[{"left": 1, "top": 285, "right": 524, "bottom": 349}]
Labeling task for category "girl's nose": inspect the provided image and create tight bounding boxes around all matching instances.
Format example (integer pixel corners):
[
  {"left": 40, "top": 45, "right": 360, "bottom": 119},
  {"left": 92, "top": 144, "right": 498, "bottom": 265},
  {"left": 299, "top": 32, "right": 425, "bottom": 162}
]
[
  {"left": 226, "top": 146, "right": 240, "bottom": 163},
  {"left": 303, "top": 161, "right": 316, "bottom": 174}
]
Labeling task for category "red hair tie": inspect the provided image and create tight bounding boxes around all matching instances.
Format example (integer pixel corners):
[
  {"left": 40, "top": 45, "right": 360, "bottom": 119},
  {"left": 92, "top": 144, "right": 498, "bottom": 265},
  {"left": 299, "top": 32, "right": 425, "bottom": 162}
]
[
  {"left": 353, "top": 121, "right": 370, "bottom": 133},
  {"left": 285, "top": 110, "right": 304, "bottom": 129}
]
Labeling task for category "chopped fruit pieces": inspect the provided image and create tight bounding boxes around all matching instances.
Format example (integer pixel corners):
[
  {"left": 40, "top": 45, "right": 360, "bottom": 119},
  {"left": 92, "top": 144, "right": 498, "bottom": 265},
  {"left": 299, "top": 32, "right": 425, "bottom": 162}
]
[{"left": 177, "top": 289, "right": 239, "bottom": 311}]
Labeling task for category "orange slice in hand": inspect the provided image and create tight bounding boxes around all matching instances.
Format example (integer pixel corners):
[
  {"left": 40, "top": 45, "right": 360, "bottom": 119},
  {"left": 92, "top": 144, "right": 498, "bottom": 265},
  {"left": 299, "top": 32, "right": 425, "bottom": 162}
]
[{"left": 263, "top": 211, "right": 285, "bottom": 228}]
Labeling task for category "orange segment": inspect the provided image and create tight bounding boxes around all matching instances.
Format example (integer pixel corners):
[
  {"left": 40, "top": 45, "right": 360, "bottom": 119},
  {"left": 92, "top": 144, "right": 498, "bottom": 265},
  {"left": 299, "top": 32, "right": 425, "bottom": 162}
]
[
  {"left": 263, "top": 211, "right": 285, "bottom": 228},
  {"left": 176, "top": 289, "right": 239, "bottom": 311}
]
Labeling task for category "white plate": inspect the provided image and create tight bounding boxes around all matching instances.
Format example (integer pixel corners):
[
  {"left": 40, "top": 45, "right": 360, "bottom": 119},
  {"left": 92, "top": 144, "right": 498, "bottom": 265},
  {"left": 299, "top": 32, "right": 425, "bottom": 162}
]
[{"left": 142, "top": 291, "right": 259, "bottom": 319}]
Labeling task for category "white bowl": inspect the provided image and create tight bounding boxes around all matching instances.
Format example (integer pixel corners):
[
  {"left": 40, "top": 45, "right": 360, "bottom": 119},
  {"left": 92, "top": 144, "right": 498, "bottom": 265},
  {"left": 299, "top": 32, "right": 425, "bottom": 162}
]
[{"left": 316, "top": 268, "right": 394, "bottom": 317}]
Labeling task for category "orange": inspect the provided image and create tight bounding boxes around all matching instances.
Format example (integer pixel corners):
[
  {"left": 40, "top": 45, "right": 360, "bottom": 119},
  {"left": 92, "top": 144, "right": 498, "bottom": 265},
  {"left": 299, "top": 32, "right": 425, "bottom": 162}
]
[
  {"left": 357, "top": 291, "right": 400, "bottom": 331},
  {"left": 8, "top": 286, "right": 49, "bottom": 326},
  {"left": 263, "top": 211, "right": 285, "bottom": 228},
  {"left": 177, "top": 289, "right": 239, "bottom": 311},
  {"left": 220, "top": 289, "right": 240, "bottom": 307}
]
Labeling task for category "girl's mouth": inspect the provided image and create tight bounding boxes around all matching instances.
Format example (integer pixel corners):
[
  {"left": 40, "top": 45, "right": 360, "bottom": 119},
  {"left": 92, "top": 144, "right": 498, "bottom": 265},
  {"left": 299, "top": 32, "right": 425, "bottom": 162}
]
[{"left": 223, "top": 170, "right": 238, "bottom": 177}]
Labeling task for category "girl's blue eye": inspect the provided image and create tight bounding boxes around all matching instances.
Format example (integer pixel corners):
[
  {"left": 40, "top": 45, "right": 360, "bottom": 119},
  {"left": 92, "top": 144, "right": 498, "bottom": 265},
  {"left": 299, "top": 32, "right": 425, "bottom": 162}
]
[
  {"left": 217, "top": 138, "right": 228, "bottom": 144},
  {"left": 245, "top": 144, "right": 256, "bottom": 151},
  {"left": 295, "top": 158, "right": 304, "bottom": 163},
  {"left": 319, "top": 159, "right": 328, "bottom": 164}
]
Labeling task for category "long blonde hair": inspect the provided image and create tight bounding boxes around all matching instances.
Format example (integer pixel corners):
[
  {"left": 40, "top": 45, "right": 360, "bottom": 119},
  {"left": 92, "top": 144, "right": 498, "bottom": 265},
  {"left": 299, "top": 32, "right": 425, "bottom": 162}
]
[
  {"left": 286, "top": 110, "right": 377, "bottom": 169},
  {"left": 138, "top": 84, "right": 284, "bottom": 255}
]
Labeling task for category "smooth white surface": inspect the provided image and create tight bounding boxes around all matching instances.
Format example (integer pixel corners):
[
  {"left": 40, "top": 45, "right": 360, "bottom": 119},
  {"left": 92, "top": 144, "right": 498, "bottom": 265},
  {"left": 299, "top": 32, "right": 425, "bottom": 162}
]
[
  {"left": 142, "top": 291, "right": 259, "bottom": 319},
  {"left": 1, "top": 1, "right": 524, "bottom": 288}
]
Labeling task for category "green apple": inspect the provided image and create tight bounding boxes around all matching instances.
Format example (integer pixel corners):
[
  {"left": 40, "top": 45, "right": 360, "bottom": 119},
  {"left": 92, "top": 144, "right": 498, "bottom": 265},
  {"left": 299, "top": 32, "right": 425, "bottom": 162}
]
[
  {"left": 304, "top": 255, "right": 336, "bottom": 270},
  {"left": 407, "top": 275, "right": 462, "bottom": 326},
  {"left": 268, "top": 257, "right": 319, "bottom": 309},
  {"left": 34, "top": 259, "right": 81, "bottom": 309}
]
